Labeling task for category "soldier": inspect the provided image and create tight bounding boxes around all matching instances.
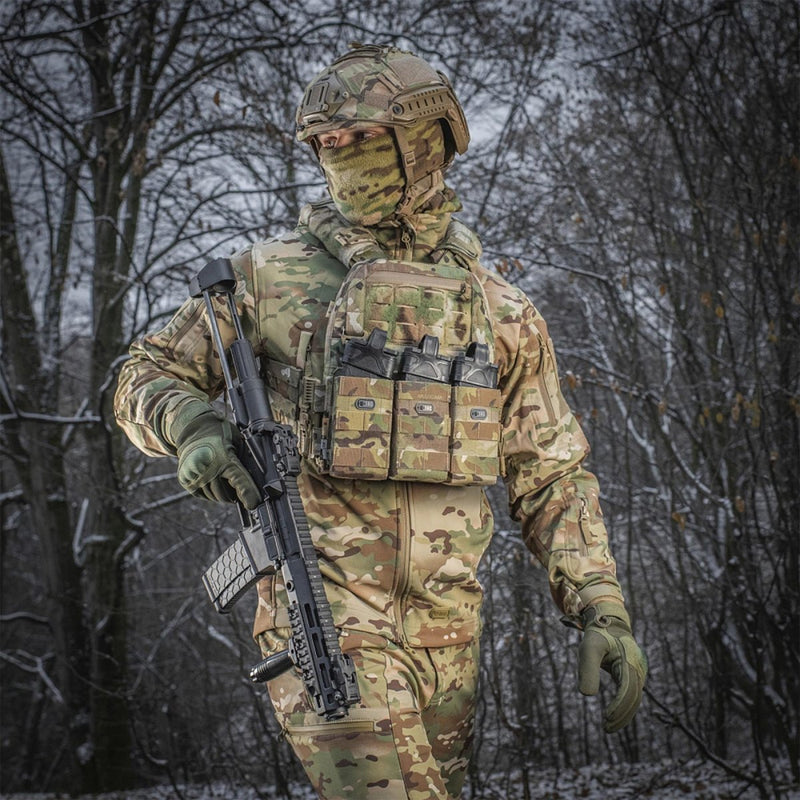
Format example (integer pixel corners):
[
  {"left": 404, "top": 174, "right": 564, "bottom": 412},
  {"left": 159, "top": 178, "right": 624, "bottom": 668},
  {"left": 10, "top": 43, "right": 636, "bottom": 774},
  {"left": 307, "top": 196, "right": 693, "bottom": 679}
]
[{"left": 114, "top": 44, "right": 646, "bottom": 800}]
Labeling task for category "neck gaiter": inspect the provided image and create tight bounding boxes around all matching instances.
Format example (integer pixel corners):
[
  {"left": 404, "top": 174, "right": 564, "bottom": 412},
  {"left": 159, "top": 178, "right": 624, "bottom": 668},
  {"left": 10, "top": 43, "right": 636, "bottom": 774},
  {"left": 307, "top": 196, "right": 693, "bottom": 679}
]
[{"left": 318, "top": 133, "right": 404, "bottom": 226}]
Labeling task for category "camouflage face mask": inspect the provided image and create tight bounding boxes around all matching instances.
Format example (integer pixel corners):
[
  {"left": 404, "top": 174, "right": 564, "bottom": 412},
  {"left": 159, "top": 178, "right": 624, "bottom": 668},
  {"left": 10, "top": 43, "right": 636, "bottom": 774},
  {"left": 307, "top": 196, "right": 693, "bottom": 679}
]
[{"left": 318, "top": 133, "right": 404, "bottom": 226}]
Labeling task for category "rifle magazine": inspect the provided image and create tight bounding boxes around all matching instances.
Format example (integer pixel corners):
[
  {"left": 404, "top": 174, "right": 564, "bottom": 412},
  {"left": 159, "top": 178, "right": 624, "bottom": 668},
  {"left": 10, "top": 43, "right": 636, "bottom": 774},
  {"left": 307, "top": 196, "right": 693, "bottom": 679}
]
[{"left": 203, "top": 538, "right": 259, "bottom": 613}]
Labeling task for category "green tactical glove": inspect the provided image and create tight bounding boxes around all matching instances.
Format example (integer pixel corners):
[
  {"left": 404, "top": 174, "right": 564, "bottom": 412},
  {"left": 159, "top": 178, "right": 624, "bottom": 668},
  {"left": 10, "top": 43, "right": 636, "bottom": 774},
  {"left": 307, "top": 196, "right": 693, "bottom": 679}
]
[
  {"left": 577, "top": 604, "right": 647, "bottom": 733},
  {"left": 169, "top": 401, "right": 260, "bottom": 509}
]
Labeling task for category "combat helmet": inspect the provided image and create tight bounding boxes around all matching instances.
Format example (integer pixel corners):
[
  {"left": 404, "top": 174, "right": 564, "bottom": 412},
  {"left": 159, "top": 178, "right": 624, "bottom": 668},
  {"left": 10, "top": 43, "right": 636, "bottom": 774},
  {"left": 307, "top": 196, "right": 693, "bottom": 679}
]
[{"left": 296, "top": 43, "right": 470, "bottom": 189}]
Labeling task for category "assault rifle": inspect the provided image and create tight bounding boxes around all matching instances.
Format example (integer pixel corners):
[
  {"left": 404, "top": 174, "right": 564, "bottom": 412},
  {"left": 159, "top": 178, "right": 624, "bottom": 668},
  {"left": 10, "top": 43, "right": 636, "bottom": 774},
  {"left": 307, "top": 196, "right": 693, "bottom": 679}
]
[{"left": 188, "top": 257, "right": 360, "bottom": 720}]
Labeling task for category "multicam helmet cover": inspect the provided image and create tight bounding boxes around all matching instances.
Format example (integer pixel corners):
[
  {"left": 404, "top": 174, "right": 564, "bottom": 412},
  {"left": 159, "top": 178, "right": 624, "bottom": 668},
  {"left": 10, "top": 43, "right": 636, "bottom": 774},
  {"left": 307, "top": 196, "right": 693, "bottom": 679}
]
[{"left": 296, "top": 43, "right": 470, "bottom": 169}]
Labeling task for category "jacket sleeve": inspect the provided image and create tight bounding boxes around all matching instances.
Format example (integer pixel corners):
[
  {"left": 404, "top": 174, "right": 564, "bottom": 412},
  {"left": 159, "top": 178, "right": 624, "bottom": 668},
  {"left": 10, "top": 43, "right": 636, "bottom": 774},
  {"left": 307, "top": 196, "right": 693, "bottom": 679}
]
[
  {"left": 113, "top": 250, "right": 254, "bottom": 457},
  {"left": 495, "top": 282, "right": 627, "bottom": 624}
]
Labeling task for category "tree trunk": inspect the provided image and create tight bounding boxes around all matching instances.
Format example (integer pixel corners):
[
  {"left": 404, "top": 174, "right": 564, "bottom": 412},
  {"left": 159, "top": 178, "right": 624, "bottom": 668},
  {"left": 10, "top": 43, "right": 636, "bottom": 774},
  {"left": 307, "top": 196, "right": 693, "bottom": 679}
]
[{"left": 1, "top": 151, "right": 97, "bottom": 791}]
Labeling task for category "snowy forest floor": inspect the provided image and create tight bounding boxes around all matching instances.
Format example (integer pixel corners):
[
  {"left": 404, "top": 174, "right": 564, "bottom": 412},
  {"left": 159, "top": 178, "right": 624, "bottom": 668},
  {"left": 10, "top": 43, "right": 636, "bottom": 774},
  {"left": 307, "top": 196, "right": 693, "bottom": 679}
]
[{"left": 3, "top": 759, "right": 799, "bottom": 800}]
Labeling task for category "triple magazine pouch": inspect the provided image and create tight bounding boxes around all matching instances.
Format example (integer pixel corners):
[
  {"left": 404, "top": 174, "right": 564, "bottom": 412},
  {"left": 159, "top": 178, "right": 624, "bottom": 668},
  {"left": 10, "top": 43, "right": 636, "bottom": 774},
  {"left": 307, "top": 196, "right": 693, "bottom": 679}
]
[{"left": 329, "top": 328, "right": 500, "bottom": 485}]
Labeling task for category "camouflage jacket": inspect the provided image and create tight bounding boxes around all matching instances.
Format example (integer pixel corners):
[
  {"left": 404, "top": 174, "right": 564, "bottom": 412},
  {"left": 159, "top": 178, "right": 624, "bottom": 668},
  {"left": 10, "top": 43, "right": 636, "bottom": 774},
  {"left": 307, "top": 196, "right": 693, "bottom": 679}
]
[{"left": 114, "top": 205, "right": 626, "bottom": 648}]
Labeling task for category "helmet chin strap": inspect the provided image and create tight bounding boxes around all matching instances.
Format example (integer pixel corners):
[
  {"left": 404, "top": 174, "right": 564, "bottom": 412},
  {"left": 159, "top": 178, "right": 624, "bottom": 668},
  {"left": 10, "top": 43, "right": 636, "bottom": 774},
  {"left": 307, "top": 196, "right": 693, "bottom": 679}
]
[
  {"left": 391, "top": 124, "right": 417, "bottom": 185},
  {"left": 390, "top": 125, "right": 445, "bottom": 219},
  {"left": 394, "top": 171, "right": 442, "bottom": 219}
]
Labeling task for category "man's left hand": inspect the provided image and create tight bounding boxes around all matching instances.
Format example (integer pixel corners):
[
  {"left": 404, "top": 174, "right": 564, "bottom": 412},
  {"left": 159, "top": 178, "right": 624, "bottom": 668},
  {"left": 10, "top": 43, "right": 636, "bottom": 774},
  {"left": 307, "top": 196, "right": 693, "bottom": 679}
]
[{"left": 577, "top": 607, "right": 647, "bottom": 732}]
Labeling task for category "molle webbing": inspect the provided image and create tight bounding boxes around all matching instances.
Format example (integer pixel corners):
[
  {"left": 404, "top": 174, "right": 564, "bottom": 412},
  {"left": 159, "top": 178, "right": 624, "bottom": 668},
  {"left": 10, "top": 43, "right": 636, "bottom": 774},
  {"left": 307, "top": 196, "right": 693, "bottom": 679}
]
[{"left": 323, "top": 258, "right": 495, "bottom": 377}]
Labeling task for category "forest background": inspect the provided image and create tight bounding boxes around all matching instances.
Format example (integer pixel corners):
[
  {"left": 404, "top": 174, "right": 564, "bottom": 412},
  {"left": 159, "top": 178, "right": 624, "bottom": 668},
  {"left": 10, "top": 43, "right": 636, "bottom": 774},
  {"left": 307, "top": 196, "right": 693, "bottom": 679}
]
[{"left": 1, "top": 1, "right": 798, "bottom": 798}]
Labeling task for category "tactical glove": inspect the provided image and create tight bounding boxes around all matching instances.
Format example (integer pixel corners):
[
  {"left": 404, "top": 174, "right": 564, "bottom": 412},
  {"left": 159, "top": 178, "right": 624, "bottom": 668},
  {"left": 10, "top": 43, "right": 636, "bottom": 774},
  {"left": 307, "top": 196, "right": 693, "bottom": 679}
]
[
  {"left": 577, "top": 604, "right": 647, "bottom": 733},
  {"left": 169, "top": 400, "right": 260, "bottom": 509}
]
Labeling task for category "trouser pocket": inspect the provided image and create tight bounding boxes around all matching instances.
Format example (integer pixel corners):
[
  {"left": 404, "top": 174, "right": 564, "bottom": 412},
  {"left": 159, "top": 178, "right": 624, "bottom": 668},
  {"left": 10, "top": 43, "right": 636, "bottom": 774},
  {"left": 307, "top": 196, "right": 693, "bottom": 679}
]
[
  {"left": 450, "top": 385, "right": 502, "bottom": 484},
  {"left": 329, "top": 375, "right": 393, "bottom": 479},
  {"left": 390, "top": 380, "right": 451, "bottom": 482}
]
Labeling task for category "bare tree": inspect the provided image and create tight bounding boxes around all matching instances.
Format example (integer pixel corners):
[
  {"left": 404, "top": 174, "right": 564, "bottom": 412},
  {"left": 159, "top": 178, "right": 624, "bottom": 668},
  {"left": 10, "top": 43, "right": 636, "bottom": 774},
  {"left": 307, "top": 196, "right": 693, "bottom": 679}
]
[
  {"left": 0, "top": 1, "right": 330, "bottom": 791},
  {"left": 507, "top": 0, "right": 799, "bottom": 793}
]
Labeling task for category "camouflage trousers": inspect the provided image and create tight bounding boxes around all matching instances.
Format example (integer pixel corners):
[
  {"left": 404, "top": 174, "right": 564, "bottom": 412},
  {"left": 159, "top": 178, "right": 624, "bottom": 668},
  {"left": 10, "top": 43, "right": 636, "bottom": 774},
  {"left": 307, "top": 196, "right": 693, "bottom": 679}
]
[{"left": 260, "top": 630, "right": 479, "bottom": 799}]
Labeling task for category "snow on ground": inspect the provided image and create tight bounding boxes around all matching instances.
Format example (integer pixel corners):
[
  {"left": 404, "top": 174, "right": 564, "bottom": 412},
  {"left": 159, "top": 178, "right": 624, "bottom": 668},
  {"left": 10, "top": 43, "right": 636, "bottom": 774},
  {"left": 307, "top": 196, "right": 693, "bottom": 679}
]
[
  {"left": 463, "top": 758, "right": 799, "bottom": 799},
  {"left": 2, "top": 760, "right": 798, "bottom": 799}
]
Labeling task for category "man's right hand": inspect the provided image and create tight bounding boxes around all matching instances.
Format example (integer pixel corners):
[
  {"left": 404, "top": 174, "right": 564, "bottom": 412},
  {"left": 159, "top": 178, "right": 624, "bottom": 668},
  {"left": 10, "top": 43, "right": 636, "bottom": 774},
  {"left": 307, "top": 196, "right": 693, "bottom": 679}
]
[{"left": 170, "top": 402, "right": 260, "bottom": 508}]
